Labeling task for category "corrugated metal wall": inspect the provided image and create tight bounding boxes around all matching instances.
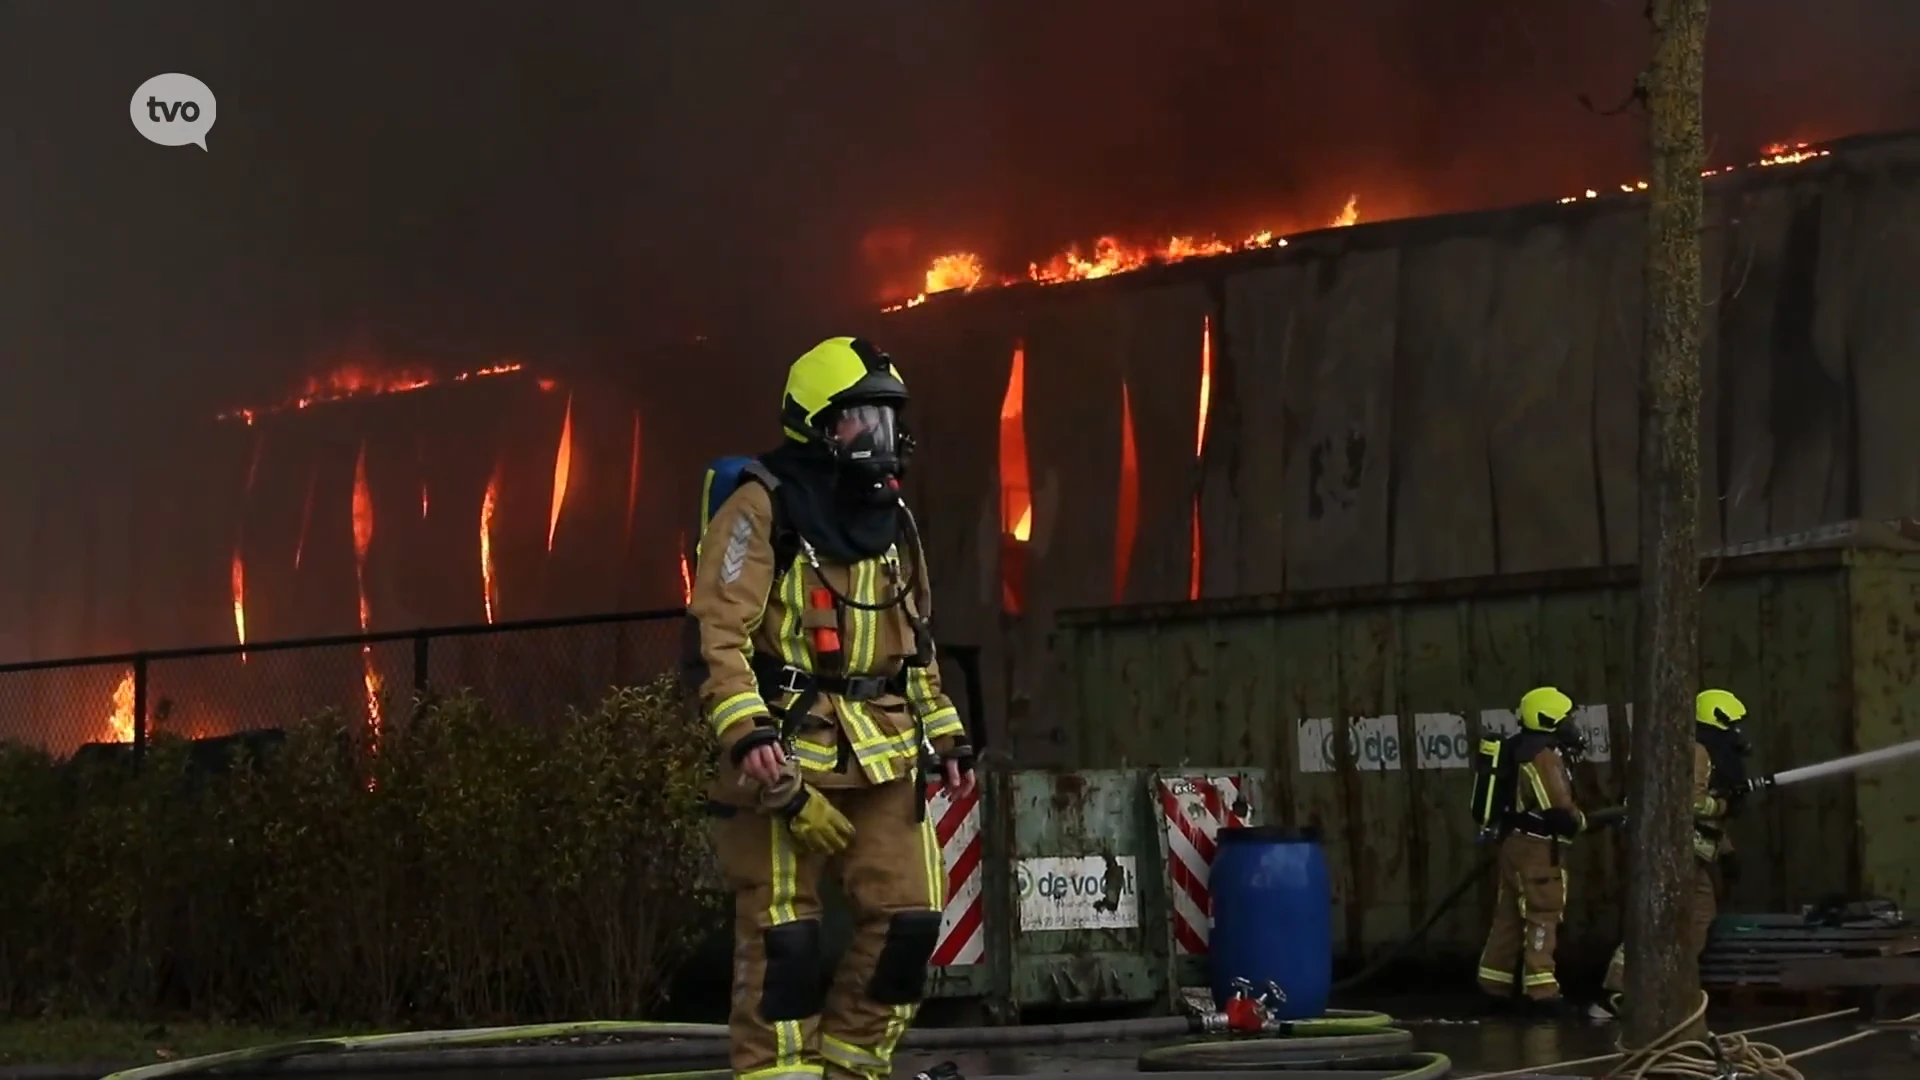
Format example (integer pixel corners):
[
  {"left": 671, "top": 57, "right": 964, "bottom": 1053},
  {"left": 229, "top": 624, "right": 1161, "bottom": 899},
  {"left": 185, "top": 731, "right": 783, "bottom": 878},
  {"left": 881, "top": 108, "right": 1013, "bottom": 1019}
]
[{"left": 1050, "top": 547, "right": 1920, "bottom": 962}]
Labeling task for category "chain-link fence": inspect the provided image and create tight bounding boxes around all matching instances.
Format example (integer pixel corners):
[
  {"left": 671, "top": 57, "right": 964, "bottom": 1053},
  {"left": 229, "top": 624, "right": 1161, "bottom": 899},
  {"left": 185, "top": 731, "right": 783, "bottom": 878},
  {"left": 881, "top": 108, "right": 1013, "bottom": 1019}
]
[{"left": 0, "top": 609, "right": 688, "bottom": 759}]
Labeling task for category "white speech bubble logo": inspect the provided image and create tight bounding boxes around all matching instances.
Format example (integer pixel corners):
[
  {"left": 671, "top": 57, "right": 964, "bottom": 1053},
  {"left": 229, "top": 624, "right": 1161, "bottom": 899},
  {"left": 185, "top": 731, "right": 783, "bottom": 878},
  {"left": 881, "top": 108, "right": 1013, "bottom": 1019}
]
[{"left": 130, "top": 73, "right": 217, "bottom": 151}]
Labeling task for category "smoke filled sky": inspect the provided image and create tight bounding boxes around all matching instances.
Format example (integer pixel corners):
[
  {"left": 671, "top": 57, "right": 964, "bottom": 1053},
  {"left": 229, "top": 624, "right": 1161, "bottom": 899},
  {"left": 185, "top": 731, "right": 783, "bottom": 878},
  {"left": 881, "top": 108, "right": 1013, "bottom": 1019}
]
[{"left": 2, "top": 0, "right": 1918, "bottom": 441}]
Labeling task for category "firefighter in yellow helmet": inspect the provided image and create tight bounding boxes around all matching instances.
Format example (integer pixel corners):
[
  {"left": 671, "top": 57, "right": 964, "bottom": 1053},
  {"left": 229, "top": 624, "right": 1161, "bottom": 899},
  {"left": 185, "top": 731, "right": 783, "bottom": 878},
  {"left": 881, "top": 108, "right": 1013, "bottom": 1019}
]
[
  {"left": 1597, "top": 688, "right": 1750, "bottom": 1015},
  {"left": 1476, "top": 686, "right": 1591, "bottom": 1015},
  {"left": 687, "top": 336, "right": 973, "bottom": 1080}
]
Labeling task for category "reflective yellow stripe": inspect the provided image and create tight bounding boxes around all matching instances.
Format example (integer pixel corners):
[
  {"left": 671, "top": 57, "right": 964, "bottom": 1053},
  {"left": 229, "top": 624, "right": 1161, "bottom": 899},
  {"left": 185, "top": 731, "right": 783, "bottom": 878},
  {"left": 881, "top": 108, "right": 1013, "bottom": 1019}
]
[
  {"left": 740, "top": 1067, "right": 822, "bottom": 1080},
  {"left": 711, "top": 692, "right": 768, "bottom": 733},
  {"left": 821, "top": 1037, "right": 887, "bottom": 1070},
  {"left": 906, "top": 666, "right": 938, "bottom": 708},
  {"left": 852, "top": 559, "right": 878, "bottom": 674},
  {"left": 789, "top": 738, "right": 838, "bottom": 771},
  {"left": 778, "top": 559, "right": 809, "bottom": 672},
  {"left": 921, "top": 705, "right": 963, "bottom": 741},
  {"left": 1520, "top": 764, "right": 1552, "bottom": 812},
  {"left": 766, "top": 814, "right": 809, "bottom": 1065},
  {"left": 1477, "top": 965, "right": 1511, "bottom": 985},
  {"left": 1524, "top": 972, "right": 1559, "bottom": 987}
]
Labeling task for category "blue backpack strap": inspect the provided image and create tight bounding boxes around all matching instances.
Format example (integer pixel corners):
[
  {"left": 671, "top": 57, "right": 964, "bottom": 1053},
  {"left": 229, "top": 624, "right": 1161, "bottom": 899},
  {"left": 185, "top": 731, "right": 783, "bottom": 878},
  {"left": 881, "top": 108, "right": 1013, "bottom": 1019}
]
[{"left": 698, "top": 456, "right": 799, "bottom": 578}]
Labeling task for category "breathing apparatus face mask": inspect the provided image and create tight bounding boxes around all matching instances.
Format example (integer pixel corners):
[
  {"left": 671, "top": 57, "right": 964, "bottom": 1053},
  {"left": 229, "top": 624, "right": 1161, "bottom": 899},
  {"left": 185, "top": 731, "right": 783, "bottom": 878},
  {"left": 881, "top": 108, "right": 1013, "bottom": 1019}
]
[
  {"left": 824, "top": 402, "right": 907, "bottom": 499},
  {"left": 1552, "top": 718, "right": 1590, "bottom": 762},
  {"left": 1715, "top": 715, "right": 1752, "bottom": 756}
]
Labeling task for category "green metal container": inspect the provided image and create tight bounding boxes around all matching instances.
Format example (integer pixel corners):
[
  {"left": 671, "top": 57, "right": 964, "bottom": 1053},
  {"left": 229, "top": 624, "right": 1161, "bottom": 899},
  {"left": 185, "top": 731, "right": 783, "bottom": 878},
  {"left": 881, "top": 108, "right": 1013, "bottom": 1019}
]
[
  {"left": 977, "top": 768, "right": 1171, "bottom": 1011},
  {"left": 1050, "top": 542, "right": 1920, "bottom": 964}
]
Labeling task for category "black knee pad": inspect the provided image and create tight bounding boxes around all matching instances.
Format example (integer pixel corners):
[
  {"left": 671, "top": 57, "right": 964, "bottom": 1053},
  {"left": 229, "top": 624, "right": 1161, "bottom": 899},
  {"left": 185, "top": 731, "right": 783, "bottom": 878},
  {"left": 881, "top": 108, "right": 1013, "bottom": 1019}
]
[
  {"left": 760, "top": 919, "right": 825, "bottom": 1021},
  {"left": 867, "top": 909, "right": 942, "bottom": 1005}
]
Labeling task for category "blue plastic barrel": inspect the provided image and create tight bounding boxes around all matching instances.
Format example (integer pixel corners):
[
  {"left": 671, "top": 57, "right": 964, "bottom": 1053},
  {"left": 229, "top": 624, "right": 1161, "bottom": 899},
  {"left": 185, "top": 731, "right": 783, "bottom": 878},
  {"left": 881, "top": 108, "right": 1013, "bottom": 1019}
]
[{"left": 1208, "top": 824, "right": 1332, "bottom": 1020}]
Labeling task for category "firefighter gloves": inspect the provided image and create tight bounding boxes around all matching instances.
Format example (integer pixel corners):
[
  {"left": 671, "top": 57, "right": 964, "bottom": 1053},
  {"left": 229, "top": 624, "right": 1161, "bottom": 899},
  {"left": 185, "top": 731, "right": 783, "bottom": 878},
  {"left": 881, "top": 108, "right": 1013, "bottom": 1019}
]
[{"left": 778, "top": 783, "right": 858, "bottom": 855}]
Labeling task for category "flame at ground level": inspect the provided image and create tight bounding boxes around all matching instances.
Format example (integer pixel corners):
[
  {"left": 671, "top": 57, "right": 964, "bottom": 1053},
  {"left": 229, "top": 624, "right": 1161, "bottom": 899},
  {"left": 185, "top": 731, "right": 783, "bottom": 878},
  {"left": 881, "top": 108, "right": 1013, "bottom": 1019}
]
[{"left": 107, "top": 670, "right": 135, "bottom": 743}]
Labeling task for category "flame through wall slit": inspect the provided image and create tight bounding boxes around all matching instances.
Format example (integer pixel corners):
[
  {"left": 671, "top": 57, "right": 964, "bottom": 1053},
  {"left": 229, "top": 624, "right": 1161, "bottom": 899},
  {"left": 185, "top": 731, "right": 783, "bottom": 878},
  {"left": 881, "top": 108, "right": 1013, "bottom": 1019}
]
[{"left": 994, "top": 316, "right": 1210, "bottom": 611}]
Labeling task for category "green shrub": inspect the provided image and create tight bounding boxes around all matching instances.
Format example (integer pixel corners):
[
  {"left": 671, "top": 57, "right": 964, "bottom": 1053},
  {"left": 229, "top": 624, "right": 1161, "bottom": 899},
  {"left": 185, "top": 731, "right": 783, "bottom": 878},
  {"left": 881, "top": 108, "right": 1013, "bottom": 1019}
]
[{"left": 0, "top": 675, "right": 721, "bottom": 1027}]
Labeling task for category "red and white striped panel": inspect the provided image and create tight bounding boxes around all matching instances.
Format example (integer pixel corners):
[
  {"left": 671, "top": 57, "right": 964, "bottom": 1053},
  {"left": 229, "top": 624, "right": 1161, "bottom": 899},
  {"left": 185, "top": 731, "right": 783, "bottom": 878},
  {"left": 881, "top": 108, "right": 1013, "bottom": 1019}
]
[
  {"left": 1157, "top": 774, "right": 1254, "bottom": 956},
  {"left": 925, "top": 784, "right": 984, "bottom": 966}
]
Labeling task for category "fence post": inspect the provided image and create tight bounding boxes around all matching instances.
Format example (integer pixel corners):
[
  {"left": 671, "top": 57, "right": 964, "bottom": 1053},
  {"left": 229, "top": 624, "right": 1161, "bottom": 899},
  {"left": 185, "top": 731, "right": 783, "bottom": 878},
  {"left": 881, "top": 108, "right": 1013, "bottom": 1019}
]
[
  {"left": 412, "top": 632, "right": 430, "bottom": 703},
  {"left": 131, "top": 654, "right": 149, "bottom": 765}
]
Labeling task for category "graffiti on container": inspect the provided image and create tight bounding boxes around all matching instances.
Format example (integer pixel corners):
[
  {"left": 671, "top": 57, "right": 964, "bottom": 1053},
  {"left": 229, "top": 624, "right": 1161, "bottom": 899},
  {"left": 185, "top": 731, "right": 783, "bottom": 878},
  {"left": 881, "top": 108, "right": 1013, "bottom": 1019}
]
[
  {"left": 1296, "top": 705, "right": 1625, "bottom": 773},
  {"left": 1016, "top": 855, "right": 1140, "bottom": 932}
]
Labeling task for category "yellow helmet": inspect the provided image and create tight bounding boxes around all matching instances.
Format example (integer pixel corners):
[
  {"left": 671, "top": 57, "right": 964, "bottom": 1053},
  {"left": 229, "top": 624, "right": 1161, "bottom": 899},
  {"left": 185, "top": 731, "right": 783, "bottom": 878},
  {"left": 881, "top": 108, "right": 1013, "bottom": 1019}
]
[
  {"left": 1696, "top": 689, "right": 1747, "bottom": 729},
  {"left": 780, "top": 337, "right": 911, "bottom": 486},
  {"left": 781, "top": 336, "right": 908, "bottom": 442},
  {"left": 1518, "top": 686, "right": 1575, "bottom": 732}
]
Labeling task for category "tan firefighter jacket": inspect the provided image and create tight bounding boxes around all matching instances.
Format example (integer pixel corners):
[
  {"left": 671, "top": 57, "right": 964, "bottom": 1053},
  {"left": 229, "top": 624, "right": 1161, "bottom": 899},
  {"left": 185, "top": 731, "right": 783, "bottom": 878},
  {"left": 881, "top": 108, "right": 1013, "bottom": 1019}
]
[
  {"left": 1692, "top": 741, "right": 1734, "bottom": 862},
  {"left": 687, "top": 481, "right": 965, "bottom": 798},
  {"left": 1511, "top": 739, "right": 1587, "bottom": 843}
]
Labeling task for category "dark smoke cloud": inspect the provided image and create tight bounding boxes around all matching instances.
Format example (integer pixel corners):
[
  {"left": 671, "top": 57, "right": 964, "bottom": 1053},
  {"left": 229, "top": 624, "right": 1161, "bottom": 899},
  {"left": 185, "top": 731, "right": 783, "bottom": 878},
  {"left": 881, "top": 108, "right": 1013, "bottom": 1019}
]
[{"left": 0, "top": 0, "right": 1916, "bottom": 478}]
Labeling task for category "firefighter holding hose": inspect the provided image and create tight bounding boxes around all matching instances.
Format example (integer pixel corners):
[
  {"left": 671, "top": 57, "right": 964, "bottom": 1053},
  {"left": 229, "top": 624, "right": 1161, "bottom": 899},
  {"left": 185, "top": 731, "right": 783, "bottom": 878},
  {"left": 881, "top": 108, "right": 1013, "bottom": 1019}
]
[
  {"left": 685, "top": 336, "right": 974, "bottom": 1080},
  {"left": 1595, "top": 688, "right": 1752, "bottom": 1018},
  {"left": 1473, "top": 686, "right": 1593, "bottom": 1015}
]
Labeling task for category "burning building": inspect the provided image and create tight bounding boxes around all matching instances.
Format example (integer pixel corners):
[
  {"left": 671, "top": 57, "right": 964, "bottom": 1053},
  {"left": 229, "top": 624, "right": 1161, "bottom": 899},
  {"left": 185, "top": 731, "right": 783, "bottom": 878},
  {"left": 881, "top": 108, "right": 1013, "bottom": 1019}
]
[
  {"left": 3, "top": 127, "right": 1916, "bottom": 760},
  {"left": 866, "top": 131, "right": 1920, "bottom": 761}
]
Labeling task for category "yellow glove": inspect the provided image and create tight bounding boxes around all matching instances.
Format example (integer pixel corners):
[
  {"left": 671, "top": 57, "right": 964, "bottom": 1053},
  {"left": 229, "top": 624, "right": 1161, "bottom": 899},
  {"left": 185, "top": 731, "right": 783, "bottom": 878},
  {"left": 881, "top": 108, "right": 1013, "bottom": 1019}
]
[{"left": 772, "top": 782, "right": 856, "bottom": 856}]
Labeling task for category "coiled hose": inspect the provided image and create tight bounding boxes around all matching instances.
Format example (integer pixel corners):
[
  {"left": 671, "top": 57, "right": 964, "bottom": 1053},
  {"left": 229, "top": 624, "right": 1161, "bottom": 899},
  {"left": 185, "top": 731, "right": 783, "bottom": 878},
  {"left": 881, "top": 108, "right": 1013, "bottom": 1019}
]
[
  {"left": 98, "top": 1011, "right": 1409, "bottom": 1080},
  {"left": 1136, "top": 1021, "right": 1440, "bottom": 1080}
]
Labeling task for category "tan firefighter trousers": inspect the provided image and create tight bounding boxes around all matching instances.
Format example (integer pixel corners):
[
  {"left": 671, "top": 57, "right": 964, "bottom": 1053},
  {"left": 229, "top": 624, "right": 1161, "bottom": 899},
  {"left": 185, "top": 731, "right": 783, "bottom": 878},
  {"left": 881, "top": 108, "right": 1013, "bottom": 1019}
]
[
  {"left": 1477, "top": 835, "right": 1568, "bottom": 1000},
  {"left": 710, "top": 777, "right": 946, "bottom": 1080},
  {"left": 1602, "top": 858, "right": 1719, "bottom": 995}
]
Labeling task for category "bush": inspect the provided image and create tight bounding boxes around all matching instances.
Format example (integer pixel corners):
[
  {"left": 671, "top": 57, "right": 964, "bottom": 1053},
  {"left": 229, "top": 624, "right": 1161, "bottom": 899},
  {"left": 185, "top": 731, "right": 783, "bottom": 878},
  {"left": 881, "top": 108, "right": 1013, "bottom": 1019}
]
[{"left": 0, "top": 675, "right": 722, "bottom": 1027}]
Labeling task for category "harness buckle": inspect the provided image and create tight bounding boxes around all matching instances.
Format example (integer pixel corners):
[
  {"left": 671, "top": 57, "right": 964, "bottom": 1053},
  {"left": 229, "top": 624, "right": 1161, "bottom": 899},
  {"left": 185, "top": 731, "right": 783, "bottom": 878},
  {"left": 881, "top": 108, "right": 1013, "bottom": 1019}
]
[
  {"left": 843, "top": 675, "right": 888, "bottom": 701},
  {"left": 775, "top": 667, "right": 810, "bottom": 695}
]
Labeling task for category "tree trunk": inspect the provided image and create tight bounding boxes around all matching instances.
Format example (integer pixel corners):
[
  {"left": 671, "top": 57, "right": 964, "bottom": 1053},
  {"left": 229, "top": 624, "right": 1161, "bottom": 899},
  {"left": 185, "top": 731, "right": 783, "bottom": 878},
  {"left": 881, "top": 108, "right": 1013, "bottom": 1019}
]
[{"left": 1623, "top": 0, "right": 1711, "bottom": 1050}]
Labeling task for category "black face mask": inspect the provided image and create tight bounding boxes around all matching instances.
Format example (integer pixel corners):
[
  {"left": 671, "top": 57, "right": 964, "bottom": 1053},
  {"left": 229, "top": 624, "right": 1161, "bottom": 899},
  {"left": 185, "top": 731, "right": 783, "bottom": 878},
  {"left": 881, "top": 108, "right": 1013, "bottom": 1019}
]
[{"left": 1554, "top": 722, "right": 1590, "bottom": 763}]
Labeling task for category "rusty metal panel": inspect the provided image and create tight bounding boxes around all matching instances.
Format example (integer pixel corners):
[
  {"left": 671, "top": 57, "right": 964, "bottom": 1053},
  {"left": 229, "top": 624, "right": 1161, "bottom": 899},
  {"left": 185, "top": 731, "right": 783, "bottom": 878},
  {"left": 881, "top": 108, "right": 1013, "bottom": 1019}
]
[
  {"left": 1744, "top": 567, "right": 1854, "bottom": 912},
  {"left": 1052, "top": 549, "right": 1893, "bottom": 963},
  {"left": 1847, "top": 557, "right": 1920, "bottom": 909},
  {"left": 1001, "top": 769, "right": 1166, "bottom": 1008}
]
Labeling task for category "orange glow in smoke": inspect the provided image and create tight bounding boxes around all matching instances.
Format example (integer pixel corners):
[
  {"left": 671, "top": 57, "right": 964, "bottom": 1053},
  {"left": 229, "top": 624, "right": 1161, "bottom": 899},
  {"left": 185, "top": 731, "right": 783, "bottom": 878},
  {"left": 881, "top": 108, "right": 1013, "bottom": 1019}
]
[
  {"left": 480, "top": 464, "right": 501, "bottom": 624},
  {"left": 1115, "top": 382, "right": 1140, "bottom": 605},
  {"left": 231, "top": 548, "right": 248, "bottom": 661},
  {"left": 294, "top": 465, "right": 317, "bottom": 571},
  {"left": 351, "top": 443, "right": 383, "bottom": 739},
  {"left": 998, "top": 344, "right": 1032, "bottom": 615},
  {"left": 107, "top": 669, "right": 136, "bottom": 744},
  {"left": 219, "top": 360, "right": 528, "bottom": 424},
  {"left": 1190, "top": 316, "right": 1213, "bottom": 602},
  {"left": 678, "top": 531, "right": 693, "bottom": 606},
  {"left": 623, "top": 409, "right": 642, "bottom": 555},
  {"left": 547, "top": 394, "right": 574, "bottom": 553}
]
